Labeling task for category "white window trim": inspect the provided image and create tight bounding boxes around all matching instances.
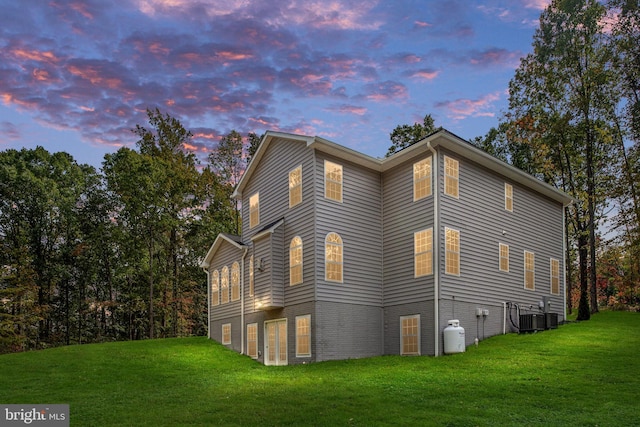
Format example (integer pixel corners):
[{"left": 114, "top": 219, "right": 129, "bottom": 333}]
[
  {"left": 249, "top": 192, "right": 260, "bottom": 229},
  {"left": 413, "top": 156, "right": 432, "bottom": 201},
  {"left": 211, "top": 270, "right": 219, "bottom": 306},
  {"left": 444, "top": 156, "right": 459, "bottom": 199},
  {"left": 324, "top": 160, "right": 343, "bottom": 203},
  {"left": 222, "top": 323, "right": 231, "bottom": 345},
  {"left": 445, "top": 227, "right": 461, "bottom": 276},
  {"left": 289, "top": 165, "right": 303, "bottom": 208},
  {"left": 524, "top": 251, "right": 535, "bottom": 291},
  {"left": 400, "top": 314, "right": 421, "bottom": 356},
  {"left": 290, "top": 236, "right": 303, "bottom": 286},
  {"left": 499, "top": 243, "right": 509, "bottom": 272},
  {"left": 550, "top": 258, "right": 560, "bottom": 295},
  {"left": 505, "top": 182, "right": 513, "bottom": 212},
  {"left": 295, "top": 315, "right": 312, "bottom": 358},
  {"left": 325, "top": 232, "right": 343, "bottom": 283},
  {"left": 246, "top": 323, "right": 258, "bottom": 359},
  {"left": 414, "top": 228, "right": 433, "bottom": 278}
]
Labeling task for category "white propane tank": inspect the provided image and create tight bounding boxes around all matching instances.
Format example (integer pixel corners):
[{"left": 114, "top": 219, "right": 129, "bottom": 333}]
[{"left": 443, "top": 319, "right": 466, "bottom": 354}]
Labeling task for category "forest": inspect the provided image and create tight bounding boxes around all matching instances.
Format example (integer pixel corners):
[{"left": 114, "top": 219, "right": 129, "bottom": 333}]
[{"left": 1, "top": 0, "right": 638, "bottom": 353}]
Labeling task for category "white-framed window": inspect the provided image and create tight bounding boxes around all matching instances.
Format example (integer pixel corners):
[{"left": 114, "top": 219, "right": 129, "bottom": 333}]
[
  {"left": 249, "top": 192, "right": 260, "bottom": 228},
  {"left": 295, "top": 315, "right": 311, "bottom": 357},
  {"left": 290, "top": 236, "right": 303, "bottom": 285},
  {"left": 505, "top": 183, "right": 513, "bottom": 212},
  {"left": 414, "top": 228, "right": 433, "bottom": 277},
  {"left": 524, "top": 251, "right": 535, "bottom": 290},
  {"left": 413, "top": 157, "right": 432, "bottom": 201},
  {"left": 400, "top": 315, "right": 420, "bottom": 355},
  {"left": 211, "top": 270, "right": 219, "bottom": 306},
  {"left": 231, "top": 261, "right": 240, "bottom": 301},
  {"left": 221, "top": 265, "right": 229, "bottom": 304},
  {"left": 445, "top": 227, "right": 460, "bottom": 276},
  {"left": 289, "top": 165, "right": 302, "bottom": 208},
  {"left": 444, "top": 156, "right": 459, "bottom": 198},
  {"left": 499, "top": 243, "right": 509, "bottom": 272},
  {"left": 222, "top": 323, "right": 231, "bottom": 345},
  {"left": 325, "top": 232, "right": 343, "bottom": 282},
  {"left": 324, "top": 160, "right": 343, "bottom": 202},
  {"left": 249, "top": 255, "right": 254, "bottom": 297},
  {"left": 247, "top": 323, "right": 258, "bottom": 359},
  {"left": 550, "top": 258, "right": 560, "bottom": 295}
]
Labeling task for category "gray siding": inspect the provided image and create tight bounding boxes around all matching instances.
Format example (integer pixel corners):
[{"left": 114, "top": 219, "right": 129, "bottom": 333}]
[
  {"left": 437, "top": 148, "right": 565, "bottom": 333},
  {"left": 382, "top": 152, "right": 435, "bottom": 306},
  {"left": 315, "top": 301, "right": 383, "bottom": 360},
  {"left": 384, "top": 301, "right": 435, "bottom": 356},
  {"left": 314, "top": 152, "right": 383, "bottom": 306},
  {"left": 208, "top": 241, "right": 245, "bottom": 323},
  {"left": 241, "top": 137, "right": 316, "bottom": 310}
]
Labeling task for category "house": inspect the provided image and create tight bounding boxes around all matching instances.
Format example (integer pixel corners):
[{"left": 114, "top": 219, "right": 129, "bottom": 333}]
[{"left": 200, "top": 129, "right": 572, "bottom": 365}]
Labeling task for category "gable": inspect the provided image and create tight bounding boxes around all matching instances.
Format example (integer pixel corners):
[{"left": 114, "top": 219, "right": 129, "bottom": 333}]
[{"left": 200, "top": 233, "right": 245, "bottom": 269}]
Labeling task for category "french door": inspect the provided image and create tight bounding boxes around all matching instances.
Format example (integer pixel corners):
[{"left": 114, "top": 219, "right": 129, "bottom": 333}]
[{"left": 264, "top": 319, "right": 287, "bottom": 366}]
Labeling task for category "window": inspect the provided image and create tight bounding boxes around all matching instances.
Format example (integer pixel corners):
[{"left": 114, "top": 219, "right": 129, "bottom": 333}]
[
  {"left": 247, "top": 323, "right": 258, "bottom": 359},
  {"left": 413, "top": 157, "right": 432, "bottom": 201},
  {"left": 445, "top": 228, "right": 460, "bottom": 276},
  {"left": 231, "top": 262, "right": 240, "bottom": 301},
  {"left": 290, "top": 236, "right": 303, "bottom": 285},
  {"left": 221, "top": 266, "right": 229, "bottom": 304},
  {"left": 249, "top": 255, "right": 254, "bottom": 297},
  {"left": 222, "top": 323, "right": 231, "bottom": 345},
  {"left": 444, "top": 156, "right": 459, "bottom": 198},
  {"left": 505, "top": 183, "right": 513, "bottom": 212},
  {"left": 211, "top": 270, "right": 219, "bottom": 306},
  {"left": 499, "top": 243, "right": 509, "bottom": 272},
  {"left": 324, "top": 160, "right": 343, "bottom": 202},
  {"left": 325, "top": 232, "right": 343, "bottom": 282},
  {"left": 414, "top": 228, "right": 433, "bottom": 277},
  {"left": 249, "top": 192, "right": 259, "bottom": 228},
  {"left": 524, "top": 251, "right": 535, "bottom": 290},
  {"left": 289, "top": 166, "right": 302, "bottom": 208},
  {"left": 296, "top": 315, "right": 311, "bottom": 357},
  {"left": 550, "top": 258, "right": 560, "bottom": 295},
  {"left": 400, "top": 315, "right": 420, "bottom": 355}
]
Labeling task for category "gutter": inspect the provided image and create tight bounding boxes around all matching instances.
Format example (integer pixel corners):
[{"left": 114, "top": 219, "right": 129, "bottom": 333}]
[{"left": 427, "top": 141, "right": 440, "bottom": 357}]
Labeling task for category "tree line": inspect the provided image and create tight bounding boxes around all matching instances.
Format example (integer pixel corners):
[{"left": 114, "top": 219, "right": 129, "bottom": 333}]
[{"left": 0, "top": 109, "right": 260, "bottom": 353}]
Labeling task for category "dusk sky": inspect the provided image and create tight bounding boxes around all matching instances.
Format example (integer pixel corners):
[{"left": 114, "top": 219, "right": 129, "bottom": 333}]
[{"left": 0, "top": 0, "right": 551, "bottom": 167}]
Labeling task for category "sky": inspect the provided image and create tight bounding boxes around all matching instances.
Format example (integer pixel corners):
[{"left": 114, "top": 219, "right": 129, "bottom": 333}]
[{"left": 0, "top": 0, "right": 552, "bottom": 168}]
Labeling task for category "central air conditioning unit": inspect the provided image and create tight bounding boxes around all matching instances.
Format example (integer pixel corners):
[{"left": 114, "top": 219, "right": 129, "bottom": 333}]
[{"left": 519, "top": 313, "right": 545, "bottom": 333}]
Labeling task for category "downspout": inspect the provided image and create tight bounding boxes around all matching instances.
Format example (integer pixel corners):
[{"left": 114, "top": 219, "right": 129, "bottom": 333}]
[
  {"left": 428, "top": 141, "right": 440, "bottom": 357},
  {"left": 202, "top": 268, "right": 211, "bottom": 339},
  {"left": 562, "top": 204, "right": 567, "bottom": 322},
  {"left": 241, "top": 247, "right": 249, "bottom": 355}
]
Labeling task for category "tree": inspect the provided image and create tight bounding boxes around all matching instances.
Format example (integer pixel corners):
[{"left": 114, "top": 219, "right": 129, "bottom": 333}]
[
  {"left": 207, "top": 130, "right": 248, "bottom": 234},
  {"left": 504, "top": 0, "right": 621, "bottom": 319},
  {"left": 386, "top": 114, "right": 440, "bottom": 157}
]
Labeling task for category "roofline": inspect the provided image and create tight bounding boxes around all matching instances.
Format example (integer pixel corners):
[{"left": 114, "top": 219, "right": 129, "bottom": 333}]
[
  {"left": 200, "top": 233, "right": 245, "bottom": 269},
  {"left": 232, "top": 128, "right": 572, "bottom": 207}
]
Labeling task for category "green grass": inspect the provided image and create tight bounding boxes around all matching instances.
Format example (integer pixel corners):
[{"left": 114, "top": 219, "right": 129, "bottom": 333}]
[{"left": 1, "top": 311, "right": 639, "bottom": 426}]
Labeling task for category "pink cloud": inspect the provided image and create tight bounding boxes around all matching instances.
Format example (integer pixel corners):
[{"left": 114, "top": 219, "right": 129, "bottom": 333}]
[
  {"left": 410, "top": 69, "right": 440, "bottom": 80},
  {"left": 523, "top": 0, "right": 551, "bottom": 10},
  {"left": 327, "top": 104, "right": 368, "bottom": 116},
  {"left": 435, "top": 92, "right": 502, "bottom": 120},
  {"left": 362, "top": 81, "right": 408, "bottom": 102}
]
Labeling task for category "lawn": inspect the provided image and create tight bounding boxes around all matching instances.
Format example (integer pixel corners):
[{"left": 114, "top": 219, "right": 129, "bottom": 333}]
[{"left": 1, "top": 311, "right": 638, "bottom": 426}]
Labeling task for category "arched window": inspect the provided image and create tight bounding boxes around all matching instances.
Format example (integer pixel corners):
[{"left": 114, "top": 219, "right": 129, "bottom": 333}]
[
  {"left": 325, "top": 233, "right": 343, "bottom": 282},
  {"left": 221, "top": 266, "right": 229, "bottom": 304},
  {"left": 290, "top": 236, "right": 303, "bottom": 285},
  {"left": 231, "top": 262, "right": 240, "bottom": 301},
  {"left": 211, "top": 270, "right": 219, "bottom": 306}
]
